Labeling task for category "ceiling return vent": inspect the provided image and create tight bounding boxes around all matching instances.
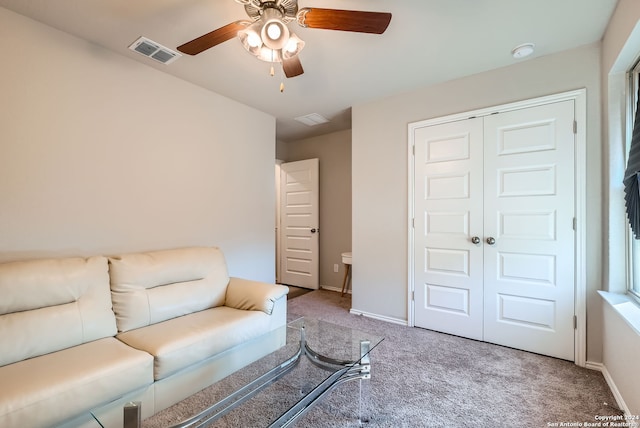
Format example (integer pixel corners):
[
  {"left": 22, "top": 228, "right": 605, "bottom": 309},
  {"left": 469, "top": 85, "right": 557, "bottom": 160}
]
[
  {"left": 128, "top": 36, "right": 181, "bottom": 64},
  {"left": 294, "top": 113, "right": 329, "bottom": 126}
]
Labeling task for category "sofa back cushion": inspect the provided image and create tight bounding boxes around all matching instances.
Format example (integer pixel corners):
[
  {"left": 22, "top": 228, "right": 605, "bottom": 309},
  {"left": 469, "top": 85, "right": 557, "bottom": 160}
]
[
  {"left": 109, "top": 247, "right": 230, "bottom": 333},
  {"left": 0, "top": 256, "right": 116, "bottom": 367}
]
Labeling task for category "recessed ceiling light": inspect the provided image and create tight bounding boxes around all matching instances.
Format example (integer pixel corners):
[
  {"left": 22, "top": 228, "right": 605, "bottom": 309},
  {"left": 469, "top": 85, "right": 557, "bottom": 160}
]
[{"left": 511, "top": 43, "right": 535, "bottom": 59}]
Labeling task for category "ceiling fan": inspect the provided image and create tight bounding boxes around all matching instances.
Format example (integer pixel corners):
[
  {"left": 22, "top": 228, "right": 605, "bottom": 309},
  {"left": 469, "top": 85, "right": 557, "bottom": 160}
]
[{"left": 177, "top": 0, "right": 392, "bottom": 79}]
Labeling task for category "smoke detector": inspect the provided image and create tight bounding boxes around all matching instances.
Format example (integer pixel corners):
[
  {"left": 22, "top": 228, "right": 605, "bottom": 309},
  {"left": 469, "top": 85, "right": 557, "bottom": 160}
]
[
  {"left": 129, "top": 37, "right": 181, "bottom": 65},
  {"left": 511, "top": 43, "right": 535, "bottom": 59}
]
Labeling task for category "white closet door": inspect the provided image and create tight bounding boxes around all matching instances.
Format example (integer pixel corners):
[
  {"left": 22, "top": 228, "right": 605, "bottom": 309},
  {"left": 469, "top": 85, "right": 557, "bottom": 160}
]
[
  {"left": 413, "top": 117, "right": 484, "bottom": 340},
  {"left": 412, "top": 99, "right": 576, "bottom": 361},
  {"left": 482, "top": 100, "right": 575, "bottom": 360}
]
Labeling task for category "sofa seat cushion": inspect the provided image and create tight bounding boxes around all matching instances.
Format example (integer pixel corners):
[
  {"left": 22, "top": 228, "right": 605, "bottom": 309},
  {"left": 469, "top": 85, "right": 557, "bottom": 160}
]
[
  {"left": 0, "top": 337, "right": 154, "bottom": 428},
  {"left": 116, "top": 306, "right": 273, "bottom": 381}
]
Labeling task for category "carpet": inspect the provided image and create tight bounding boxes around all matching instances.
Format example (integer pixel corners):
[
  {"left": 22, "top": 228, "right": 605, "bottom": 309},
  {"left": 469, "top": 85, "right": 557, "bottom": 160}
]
[
  {"left": 143, "top": 289, "right": 623, "bottom": 427},
  {"left": 285, "top": 285, "right": 312, "bottom": 300}
]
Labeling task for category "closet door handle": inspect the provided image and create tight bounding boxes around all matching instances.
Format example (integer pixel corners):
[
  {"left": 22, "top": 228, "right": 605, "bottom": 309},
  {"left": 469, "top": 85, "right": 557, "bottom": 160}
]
[
  {"left": 471, "top": 236, "right": 480, "bottom": 244},
  {"left": 486, "top": 237, "right": 496, "bottom": 245}
]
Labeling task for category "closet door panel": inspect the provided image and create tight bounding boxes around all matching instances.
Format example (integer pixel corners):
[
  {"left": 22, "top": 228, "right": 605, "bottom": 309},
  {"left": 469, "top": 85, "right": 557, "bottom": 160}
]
[
  {"left": 482, "top": 100, "right": 575, "bottom": 361},
  {"left": 413, "top": 118, "right": 484, "bottom": 340}
]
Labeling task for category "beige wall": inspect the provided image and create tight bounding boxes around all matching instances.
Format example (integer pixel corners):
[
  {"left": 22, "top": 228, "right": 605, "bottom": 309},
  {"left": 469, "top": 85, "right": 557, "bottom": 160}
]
[
  {"left": 280, "top": 130, "right": 352, "bottom": 289},
  {"left": 602, "top": 0, "right": 640, "bottom": 292},
  {"left": 352, "top": 43, "right": 603, "bottom": 360},
  {"left": 0, "top": 8, "right": 276, "bottom": 281},
  {"left": 600, "top": 0, "right": 640, "bottom": 414},
  {"left": 276, "top": 139, "right": 288, "bottom": 161}
]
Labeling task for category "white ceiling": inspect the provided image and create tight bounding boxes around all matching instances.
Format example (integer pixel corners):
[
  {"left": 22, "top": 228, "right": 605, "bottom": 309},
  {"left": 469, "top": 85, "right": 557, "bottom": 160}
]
[{"left": 0, "top": 0, "right": 619, "bottom": 142}]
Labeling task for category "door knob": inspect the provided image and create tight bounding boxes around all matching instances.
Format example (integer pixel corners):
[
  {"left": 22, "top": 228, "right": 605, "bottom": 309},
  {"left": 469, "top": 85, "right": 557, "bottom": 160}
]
[
  {"left": 471, "top": 236, "right": 480, "bottom": 244},
  {"left": 486, "top": 237, "right": 496, "bottom": 245},
  {"left": 310, "top": 228, "right": 317, "bottom": 234}
]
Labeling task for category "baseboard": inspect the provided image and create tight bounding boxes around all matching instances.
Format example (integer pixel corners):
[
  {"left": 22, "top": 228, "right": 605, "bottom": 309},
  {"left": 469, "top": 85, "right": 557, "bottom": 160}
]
[
  {"left": 585, "top": 361, "right": 631, "bottom": 415},
  {"left": 319, "top": 286, "right": 408, "bottom": 326},
  {"left": 320, "top": 285, "right": 350, "bottom": 294},
  {"left": 584, "top": 361, "right": 604, "bottom": 371},
  {"left": 349, "top": 308, "right": 408, "bottom": 326},
  {"left": 320, "top": 287, "right": 407, "bottom": 325}
]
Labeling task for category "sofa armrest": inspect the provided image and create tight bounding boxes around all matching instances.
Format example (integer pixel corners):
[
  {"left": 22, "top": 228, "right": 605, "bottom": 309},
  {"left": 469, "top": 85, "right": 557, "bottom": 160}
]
[{"left": 225, "top": 278, "right": 289, "bottom": 315}]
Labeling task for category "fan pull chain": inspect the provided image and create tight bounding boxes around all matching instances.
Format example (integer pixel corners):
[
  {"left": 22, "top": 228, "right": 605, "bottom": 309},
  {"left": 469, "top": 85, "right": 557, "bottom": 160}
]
[
  {"left": 268, "top": 64, "right": 284, "bottom": 92},
  {"left": 270, "top": 49, "right": 276, "bottom": 77},
  {"left": 268, "top": 50, "right": 284, "bottom": 93}
]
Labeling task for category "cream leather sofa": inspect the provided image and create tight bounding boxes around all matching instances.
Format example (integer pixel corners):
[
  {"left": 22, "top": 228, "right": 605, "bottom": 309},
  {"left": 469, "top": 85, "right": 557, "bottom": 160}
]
[{"left": 0, "top": 247, "right": 288, "bottom": 428}]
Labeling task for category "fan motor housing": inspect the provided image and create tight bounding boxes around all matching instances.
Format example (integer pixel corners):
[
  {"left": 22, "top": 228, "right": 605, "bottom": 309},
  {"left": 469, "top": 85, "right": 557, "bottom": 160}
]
[{"left": 244, "top": 0, "right": 298, "bottom": 22}]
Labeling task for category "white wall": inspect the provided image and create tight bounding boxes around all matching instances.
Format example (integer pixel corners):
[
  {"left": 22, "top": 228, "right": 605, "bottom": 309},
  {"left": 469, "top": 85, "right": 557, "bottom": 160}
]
[
  {"left": 352, "top": 44, "right": 603, "bottom": 360},
  {"left": 0, "top": 8, "right": 276, "bottom": 282},
  {"left": 600, "top": 0, "right": 640, "bottom": 415}
]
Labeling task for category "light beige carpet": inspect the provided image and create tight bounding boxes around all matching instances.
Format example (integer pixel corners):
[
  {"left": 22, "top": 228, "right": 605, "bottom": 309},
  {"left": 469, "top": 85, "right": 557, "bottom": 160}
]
[
  {"left": 143, "top": 289, "right": 623, "bottom": 427},
  {"left": 284, "top": 285, "right": 312, "bottom": 300}
]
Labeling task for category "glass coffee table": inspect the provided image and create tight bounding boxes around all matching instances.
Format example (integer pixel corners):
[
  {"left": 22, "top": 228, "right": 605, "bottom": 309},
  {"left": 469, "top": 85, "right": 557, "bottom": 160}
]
[{"left": 139, "top": 317, "right": 384, "bottom": 428}]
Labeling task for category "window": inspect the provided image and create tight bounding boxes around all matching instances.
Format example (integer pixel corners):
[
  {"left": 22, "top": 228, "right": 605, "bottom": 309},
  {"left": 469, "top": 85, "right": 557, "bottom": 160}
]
[
  {"left": 630, "top": 236, "right": 640, "bottom": 299},
  {"left": 627, "top": 61, "right": 640, "bottom": 300}
]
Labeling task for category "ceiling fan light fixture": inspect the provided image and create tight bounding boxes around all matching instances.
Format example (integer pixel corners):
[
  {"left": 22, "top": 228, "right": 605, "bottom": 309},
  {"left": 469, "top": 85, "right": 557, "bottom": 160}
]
[
  {"left": 283, "top": 33, "right": 305, "bottom": 58},
  {"left": 261, "top": 19, "right": 289, "bottom": 50},
  {"left": 258, "top": 7, "right": 290, "bottom": 50},
  {"left": 238, "top": 7, "right": 303, "bottom": 65},
  {"left": 247, "top": 32, "right": 261, "bottom": 48},
  {"left": 248, "top": 47, "right": 280, "bottom": 63},
  {"left": 266, "top": 21, "right": 282, "bottom": 40},
  {"left": 238, "top": 20, "right": 264, "bottom": 54}
]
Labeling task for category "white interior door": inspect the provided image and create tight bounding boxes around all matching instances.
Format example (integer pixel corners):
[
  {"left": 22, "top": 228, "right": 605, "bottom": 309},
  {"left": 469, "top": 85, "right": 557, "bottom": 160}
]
[
  {"left": 482, "top": 100, "right": 575, "bottom": 360},
  {"left": 413, "top": 117, "right": 484, "bottom": 340},
  {"left": 412, "top": 100, "right": 576, "bottom": 360},
  {"left": 279, "top": 159, "right": 319, "bottom": 289}
]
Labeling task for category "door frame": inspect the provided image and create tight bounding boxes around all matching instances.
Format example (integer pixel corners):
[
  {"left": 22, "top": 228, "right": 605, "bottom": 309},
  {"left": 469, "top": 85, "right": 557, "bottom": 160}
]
[
  {"left": 275, "top": 160, "right": 283, "bottom": 284},
  {"left": 407, "top": 89, "right": 587, "bottom": 366}
]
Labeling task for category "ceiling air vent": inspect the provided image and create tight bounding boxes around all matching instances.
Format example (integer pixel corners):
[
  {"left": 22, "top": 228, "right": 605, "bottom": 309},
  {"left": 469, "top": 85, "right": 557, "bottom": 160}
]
[
  {"left": 294, "top": 113, "right": 329, "bottom": 127},
  {"left": 128, "top": 36, "right": 181, "bottom": 65}
]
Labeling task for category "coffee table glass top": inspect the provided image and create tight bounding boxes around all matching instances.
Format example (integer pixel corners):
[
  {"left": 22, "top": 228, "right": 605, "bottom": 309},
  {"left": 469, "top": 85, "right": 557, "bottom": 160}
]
[{"left": 145, "top": 317, "right": 384, "bottom": 428}]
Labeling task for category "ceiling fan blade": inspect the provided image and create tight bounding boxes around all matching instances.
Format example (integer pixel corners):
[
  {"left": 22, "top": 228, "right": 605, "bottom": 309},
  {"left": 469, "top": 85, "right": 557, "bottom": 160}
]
[
  {"left": 177, "top": 21, "right": 246, "bottom": 55},
  {"left": 299, "top": 8, "right": 392, "bottom": 34},
  {"left": 283, "top": 56, "right": 304, "bottom": 78}
]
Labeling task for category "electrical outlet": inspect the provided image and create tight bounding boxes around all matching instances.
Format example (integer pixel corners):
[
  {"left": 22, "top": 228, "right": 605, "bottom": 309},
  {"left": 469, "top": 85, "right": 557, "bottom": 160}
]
[{"left": 333, "top": 264, "right": 339, "bottom": 273}]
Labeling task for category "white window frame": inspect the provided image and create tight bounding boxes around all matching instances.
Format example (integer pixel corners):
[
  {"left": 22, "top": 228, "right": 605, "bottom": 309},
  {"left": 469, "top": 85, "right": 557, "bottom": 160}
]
[{"left": 626, "top": 61, "right": 640, "bottom": 303}]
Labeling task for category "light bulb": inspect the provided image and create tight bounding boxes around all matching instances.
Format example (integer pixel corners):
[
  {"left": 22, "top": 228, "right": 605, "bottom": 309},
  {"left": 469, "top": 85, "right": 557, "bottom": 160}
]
[
  {"left": 266, "top": 22, "right": 281, "bottom": 40},
  {"left": 247, "top": 32, "right": 261, "bottom": 48},
  {"left": 285, "top": 38, "right": 297, "bottom": 53}
]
